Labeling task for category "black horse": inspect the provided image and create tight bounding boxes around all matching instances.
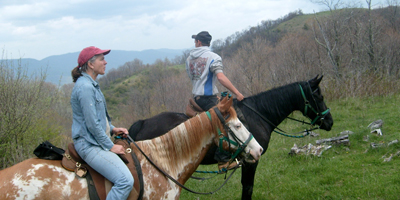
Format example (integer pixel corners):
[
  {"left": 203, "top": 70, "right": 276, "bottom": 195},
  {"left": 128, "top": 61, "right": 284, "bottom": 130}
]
[{"left": 128, "top": 75, "right": 333, "bottom": 200}]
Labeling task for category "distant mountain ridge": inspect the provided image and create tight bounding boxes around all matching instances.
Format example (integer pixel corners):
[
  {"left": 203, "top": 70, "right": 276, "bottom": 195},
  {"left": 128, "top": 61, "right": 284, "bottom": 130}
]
[{"left": 3, "top": 48, "right": 187, "bottom": 86}]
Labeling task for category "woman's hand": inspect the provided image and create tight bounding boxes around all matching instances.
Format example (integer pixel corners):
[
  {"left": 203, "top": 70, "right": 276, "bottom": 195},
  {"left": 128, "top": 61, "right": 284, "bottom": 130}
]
[
  {"left": 110, "top": 144, "right": 126, "bottom": 154},
  {"left": 112, "top": 127, "right": 129, "bottom": 138}
]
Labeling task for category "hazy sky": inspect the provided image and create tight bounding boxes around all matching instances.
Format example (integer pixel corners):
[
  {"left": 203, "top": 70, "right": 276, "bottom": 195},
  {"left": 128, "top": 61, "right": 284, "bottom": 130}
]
[{"left": 0, "top": 0, "right": 383, "bottom": 60}]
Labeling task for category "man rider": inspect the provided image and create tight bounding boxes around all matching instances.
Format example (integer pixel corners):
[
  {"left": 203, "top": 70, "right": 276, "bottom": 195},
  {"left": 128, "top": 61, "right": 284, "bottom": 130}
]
[{"left": 186, "top": 31, "right": 244, "bottom": 172}]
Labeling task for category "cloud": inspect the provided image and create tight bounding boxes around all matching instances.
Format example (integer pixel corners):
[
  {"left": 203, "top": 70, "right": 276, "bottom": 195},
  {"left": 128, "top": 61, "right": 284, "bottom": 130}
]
[{"left": 0, "top": 0, "right": 379, "bottom": 60}]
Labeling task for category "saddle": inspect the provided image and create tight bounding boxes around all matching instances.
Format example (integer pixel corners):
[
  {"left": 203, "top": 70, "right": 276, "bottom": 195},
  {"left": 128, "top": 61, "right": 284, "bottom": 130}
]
[
  {"left": 61, "top": 139, "right": 144, "bottom": 200},
  {"left": 185, "top": 98, "right": 204, "bottom": 118}
]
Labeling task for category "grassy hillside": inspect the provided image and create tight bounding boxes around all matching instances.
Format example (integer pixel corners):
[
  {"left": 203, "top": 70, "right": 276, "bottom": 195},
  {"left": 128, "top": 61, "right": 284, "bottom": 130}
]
[
  {"left": 180, "top": 94, "right": 400, "bottom": 199},
  {"left": 273, "top": 9, "right": 357, "bottom": 33}
]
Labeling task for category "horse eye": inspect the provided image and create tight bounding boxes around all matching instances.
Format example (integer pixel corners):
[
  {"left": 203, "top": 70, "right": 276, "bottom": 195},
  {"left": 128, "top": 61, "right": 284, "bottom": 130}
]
[
  {"left": 235, "top": 124, "right": 241, "bottom": 129},
  {"left": 313, "top": 92, "right": 323, "bottom": 100}
]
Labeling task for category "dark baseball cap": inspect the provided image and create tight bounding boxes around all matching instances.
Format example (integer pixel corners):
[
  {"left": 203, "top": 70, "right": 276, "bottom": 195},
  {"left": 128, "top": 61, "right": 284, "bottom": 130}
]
[{"left": 191, "top": 31, "right": 212, "bottom": 44}]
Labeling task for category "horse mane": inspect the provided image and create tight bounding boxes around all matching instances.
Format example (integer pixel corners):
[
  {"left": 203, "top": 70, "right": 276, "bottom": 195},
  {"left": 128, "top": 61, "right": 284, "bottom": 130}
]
[
  {"left": 135, "top": 109, "right": 223, "bottom": 178},
  {"left": 244, "top": 81, "right": 305, "bottom": 120},
  {"left": 129, "top": 112, "right": 190, "bottom": 140},
  {"left": 128, "top": 120, "right": 144, "bottom": 139}
]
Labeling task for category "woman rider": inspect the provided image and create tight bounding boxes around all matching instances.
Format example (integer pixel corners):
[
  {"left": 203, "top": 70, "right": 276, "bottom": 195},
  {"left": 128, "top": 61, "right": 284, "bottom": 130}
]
[{"left": 71, "top": 46, "right": 134, "bottom": 200}]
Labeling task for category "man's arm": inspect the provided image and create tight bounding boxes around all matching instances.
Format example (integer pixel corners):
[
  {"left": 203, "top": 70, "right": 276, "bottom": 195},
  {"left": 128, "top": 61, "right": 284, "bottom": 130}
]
[{"left": 216, "top": 72, "right": 244, "bottom": 101}]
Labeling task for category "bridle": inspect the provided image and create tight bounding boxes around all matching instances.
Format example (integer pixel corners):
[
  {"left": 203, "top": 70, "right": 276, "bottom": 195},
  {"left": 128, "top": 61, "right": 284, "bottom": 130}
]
[
  {"left": 127, "top": 106, "right": 253, "bottom": 195},
  {"left": 209, "top": 107, "right": 254, "bottom": 160},
  {"left": 291, "top": 83, "right": 331, "bottom": 127},
  {"left": 242, "top": 82, "right": 330, "bottom": 138}
]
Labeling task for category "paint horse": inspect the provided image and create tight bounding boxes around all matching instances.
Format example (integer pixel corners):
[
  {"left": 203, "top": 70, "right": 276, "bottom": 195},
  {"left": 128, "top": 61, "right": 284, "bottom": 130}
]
[
  {"left": 128, "top": 75, "right": 334, "bottom": 200},
  {"left": 0, "top": 96, "right": 263, "bottom": 200}
]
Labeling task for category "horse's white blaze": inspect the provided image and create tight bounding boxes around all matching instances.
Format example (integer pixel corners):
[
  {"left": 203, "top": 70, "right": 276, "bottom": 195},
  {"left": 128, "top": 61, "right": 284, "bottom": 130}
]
[{"left": 227, "top": 118, "right": 263, "bottom": 161}]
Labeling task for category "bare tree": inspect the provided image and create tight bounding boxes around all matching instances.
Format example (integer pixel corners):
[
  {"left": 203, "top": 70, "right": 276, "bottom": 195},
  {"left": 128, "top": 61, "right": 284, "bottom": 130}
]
[
  {"left": 366, "top": 0, "right": 377, "bottom": 68},
  {"left": 225, "top": 37, "right": 273, "bottom": 95},
  {"left": 310, "top": 0, "right": 351, "bottom": 77},
  {"left": 384, "top": 0, "right": 400, "bottom": 30},
  {"left": 0, "top": 57, "right": 61, "bottom": 169}
]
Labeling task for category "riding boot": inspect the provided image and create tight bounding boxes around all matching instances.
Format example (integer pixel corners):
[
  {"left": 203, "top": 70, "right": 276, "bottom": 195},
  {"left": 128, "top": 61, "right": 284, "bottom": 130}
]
[
  {"left": 215, "top": 150, "right": 236, "bottom": 173},
  {"left": 218, "top": 160, "right": 240, "bottom": 174}
]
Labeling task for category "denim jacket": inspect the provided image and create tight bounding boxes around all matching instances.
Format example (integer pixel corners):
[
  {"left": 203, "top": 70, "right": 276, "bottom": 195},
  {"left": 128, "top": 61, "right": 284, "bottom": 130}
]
[{"left": 71, "top": 72, "right": 114, "bottom": 151}]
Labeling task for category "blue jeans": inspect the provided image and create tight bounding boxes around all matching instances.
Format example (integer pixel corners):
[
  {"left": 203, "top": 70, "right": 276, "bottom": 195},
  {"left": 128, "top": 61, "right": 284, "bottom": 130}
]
[
  {"left": 74, "top": 139, "right": 134, "bottom": 200},
  {"left": 195, "top": 95, "right": 219, "bottom": 111}
]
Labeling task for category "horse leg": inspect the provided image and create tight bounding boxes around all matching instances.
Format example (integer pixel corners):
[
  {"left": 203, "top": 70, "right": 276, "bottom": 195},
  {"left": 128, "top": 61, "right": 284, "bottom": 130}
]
[{"left": 241, "top": 161, "right": 259, "bottom": 200}]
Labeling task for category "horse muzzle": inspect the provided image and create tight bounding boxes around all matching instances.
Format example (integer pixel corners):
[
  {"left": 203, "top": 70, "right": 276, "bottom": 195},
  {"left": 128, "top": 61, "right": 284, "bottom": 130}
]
[
  {"left": 243, "top": 146, "right": 263, "bottom": 163},
  {"left": 319, "top": 113, "right": 333, "bottom": 131}
]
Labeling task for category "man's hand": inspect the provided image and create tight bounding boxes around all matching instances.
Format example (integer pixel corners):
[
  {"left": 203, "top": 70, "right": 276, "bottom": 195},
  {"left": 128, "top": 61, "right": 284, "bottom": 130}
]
[
  {"left": 236, "top": 93, "right": 244, "bottom": 101},
  {"left": 216, "top": 72, "right": 244, "bottom": 101}
]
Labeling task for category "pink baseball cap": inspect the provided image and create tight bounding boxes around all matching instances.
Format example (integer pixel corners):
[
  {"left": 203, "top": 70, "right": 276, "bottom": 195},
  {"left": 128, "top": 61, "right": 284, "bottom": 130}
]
[{"left": 77, "top": 46, "right": 111, "bottom": 68}]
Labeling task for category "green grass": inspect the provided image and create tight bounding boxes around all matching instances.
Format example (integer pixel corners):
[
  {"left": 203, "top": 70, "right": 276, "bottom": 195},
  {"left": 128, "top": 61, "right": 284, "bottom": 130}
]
[
  {"left": 273, "top": 8, "right": 368, "bottom": 35},
  {"left": 180, "top": 94, "right": 400, "bottom": 199}
]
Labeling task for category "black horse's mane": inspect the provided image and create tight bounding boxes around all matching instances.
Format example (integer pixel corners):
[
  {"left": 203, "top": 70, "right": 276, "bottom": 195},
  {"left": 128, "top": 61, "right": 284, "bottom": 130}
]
[
  {"left": 129, "top": 112, "right": 190, "bottom": 140},
  {"left": 240, "top": 81, "right": 306, "bottom": 121},
  {"left": 251, "top": 81, "right": 302, "bottom": 98}
]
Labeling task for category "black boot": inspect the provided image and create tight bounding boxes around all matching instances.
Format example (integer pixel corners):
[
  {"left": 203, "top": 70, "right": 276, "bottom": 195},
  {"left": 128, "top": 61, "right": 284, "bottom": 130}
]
[{"left": 215, "top": 150, "right": 238, "bottom": 173}]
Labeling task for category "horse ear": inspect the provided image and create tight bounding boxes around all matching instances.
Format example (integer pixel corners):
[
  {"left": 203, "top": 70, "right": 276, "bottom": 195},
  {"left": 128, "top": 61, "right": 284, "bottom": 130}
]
[
  {"left": 218, "top": 95, "right": 232, "bottom": 112},
  {"left": 217, "top": 96, "right": 227, "bottom": 110},
  {"left": 224, "top": 96, "right": 233, "bottom": 112},
  {"left": 227, "top": 96, "right": 233, "bottom": 107},
  {"left": 220, "top": 95, "right": 228, "bottom": 104},
  {"left": 309, "top": 75, "right": 323, "bottom": 86},
  {"left": 315, "top": 75, "right": 323, "bottom": 85}
]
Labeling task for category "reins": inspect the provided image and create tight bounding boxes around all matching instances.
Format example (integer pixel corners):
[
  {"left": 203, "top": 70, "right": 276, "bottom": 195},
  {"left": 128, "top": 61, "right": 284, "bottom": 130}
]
[
  {"left": 126, "top": 107, "right": 249, "bottom": 195},
  {"left": 242, "top": 83, "right": 330, "bottom": 138}
]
